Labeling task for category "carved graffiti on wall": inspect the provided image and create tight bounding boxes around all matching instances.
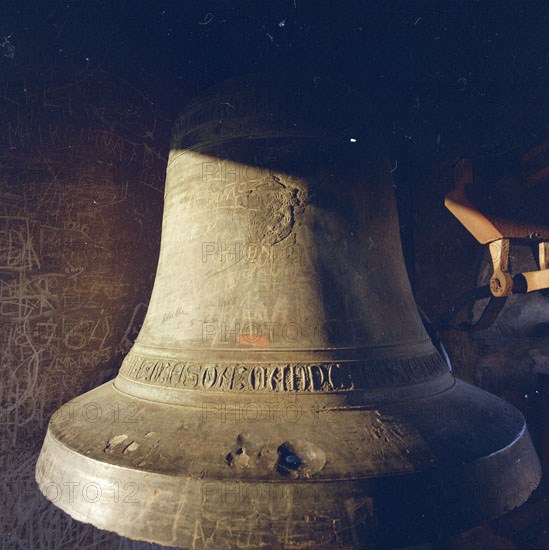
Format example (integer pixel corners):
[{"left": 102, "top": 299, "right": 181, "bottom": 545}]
[{"left": 0, "top": 73, "right": 167, "bottom": 547}]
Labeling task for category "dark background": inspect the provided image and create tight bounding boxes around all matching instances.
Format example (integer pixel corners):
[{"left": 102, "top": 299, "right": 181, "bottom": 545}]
[{"left": 1, "top": 1, "right": 549, "bottom": 548}]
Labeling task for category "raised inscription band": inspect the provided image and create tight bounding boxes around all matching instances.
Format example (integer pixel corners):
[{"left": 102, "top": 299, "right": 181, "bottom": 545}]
[{"left": 117, "top": 350, "right": 449, "bottom": 393}]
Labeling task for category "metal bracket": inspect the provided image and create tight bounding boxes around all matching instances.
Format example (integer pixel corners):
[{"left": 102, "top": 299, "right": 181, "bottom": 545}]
[
  {"left": 488, "top": 238, "right": 549, "bottom": 296},
  {"left": 489, "top": 238, "right": 514, "bottom": 297}
]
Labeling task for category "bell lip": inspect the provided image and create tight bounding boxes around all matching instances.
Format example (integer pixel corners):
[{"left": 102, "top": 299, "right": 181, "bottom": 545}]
[
  {"left": 37, "top": 377, "right": 537, "bottom": 479},
  {"left": 36, "top": 378, "right": 541, "bottom": 548}
]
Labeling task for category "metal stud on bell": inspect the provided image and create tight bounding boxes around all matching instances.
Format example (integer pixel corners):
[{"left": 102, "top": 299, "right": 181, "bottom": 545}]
[{"left": 36, "top": 74, "right": 541, "bottom": 548}]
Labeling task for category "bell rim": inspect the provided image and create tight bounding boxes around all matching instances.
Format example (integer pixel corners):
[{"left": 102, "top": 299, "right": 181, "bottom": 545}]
[{"left": 36, "top": 377, "right": 541, "bottom": 547}]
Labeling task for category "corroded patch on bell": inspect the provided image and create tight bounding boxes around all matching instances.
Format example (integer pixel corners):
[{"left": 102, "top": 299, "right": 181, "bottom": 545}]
[
  {"left": 275, "top": 440, "right": 327, "bottom": 478},
  {"left": 243, "top": 174, "right": 306, "bottom": 246}
]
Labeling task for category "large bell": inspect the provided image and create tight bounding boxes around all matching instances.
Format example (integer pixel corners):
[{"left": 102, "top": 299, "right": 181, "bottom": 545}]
[{"left": 36, "top": 74, "right": 541, "bottom": 548}]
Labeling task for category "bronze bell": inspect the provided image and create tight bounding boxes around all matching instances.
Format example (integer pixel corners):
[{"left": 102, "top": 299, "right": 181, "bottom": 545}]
[{"left": 36, "top": 74, "right": 541, "bottom": 548}]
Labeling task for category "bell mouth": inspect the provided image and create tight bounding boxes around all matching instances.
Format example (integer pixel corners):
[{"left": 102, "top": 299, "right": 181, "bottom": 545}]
[{"left": 36, "top": 377, "right": 540, "bottom": 548}]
